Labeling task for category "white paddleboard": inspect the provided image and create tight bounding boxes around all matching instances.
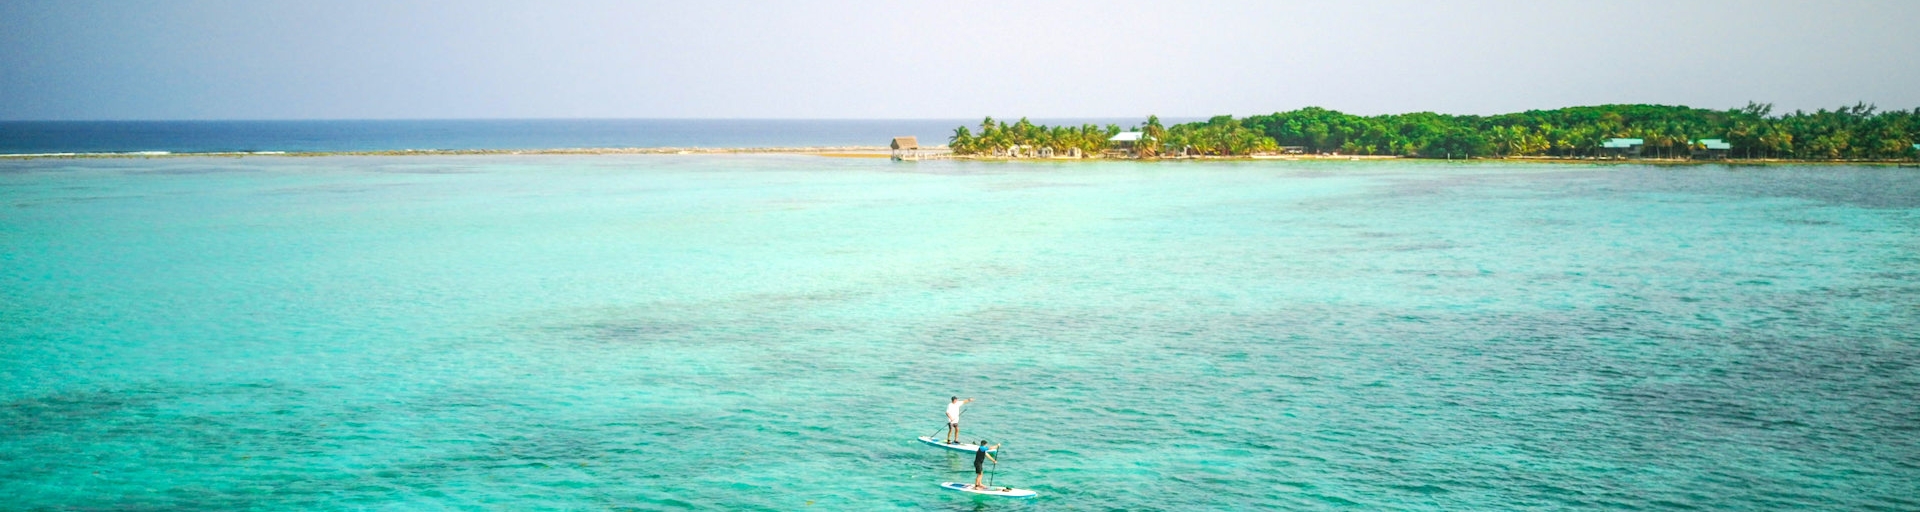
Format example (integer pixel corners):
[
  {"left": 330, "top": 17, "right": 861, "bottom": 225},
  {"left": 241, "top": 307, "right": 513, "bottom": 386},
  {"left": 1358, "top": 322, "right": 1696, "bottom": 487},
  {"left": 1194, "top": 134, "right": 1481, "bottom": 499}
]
[
  {"left": 917, "top": 436, "right": 996, "bottom": 453},
  {"left": 940, "top": 482, "right": 1037, "bottom": 498}
]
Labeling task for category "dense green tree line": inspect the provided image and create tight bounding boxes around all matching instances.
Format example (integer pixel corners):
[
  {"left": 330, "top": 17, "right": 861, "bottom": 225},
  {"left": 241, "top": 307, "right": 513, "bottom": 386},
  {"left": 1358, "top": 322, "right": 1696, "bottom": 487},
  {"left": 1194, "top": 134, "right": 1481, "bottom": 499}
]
[
  {"left": 949, "top": 103, "right": 1920, "bottom": 159},
  {"left": 948, "top": 117, "right": 1125, "bottom": 156}
]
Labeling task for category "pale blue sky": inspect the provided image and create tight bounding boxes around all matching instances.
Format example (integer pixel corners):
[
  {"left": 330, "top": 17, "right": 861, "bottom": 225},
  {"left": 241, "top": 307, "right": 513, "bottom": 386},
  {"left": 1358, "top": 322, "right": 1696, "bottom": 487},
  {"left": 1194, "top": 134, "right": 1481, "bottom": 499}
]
[{"left": 3, "top": 0, "right": 1917, "bottom": 120}]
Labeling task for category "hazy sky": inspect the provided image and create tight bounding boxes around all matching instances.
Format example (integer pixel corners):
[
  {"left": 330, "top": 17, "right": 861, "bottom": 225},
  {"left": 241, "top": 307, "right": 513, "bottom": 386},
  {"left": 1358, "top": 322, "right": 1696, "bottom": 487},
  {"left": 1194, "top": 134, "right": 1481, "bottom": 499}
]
[{"left": 4, "top": 0, "right": 1917, "bottom": 120}]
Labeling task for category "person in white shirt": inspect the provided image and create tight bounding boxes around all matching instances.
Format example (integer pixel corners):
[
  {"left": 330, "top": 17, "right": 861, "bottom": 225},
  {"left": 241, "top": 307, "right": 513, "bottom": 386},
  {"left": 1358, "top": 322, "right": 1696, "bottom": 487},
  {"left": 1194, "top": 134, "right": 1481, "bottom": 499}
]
[{"left": 945, "top": 396, "right": 973, "bottom": 444}]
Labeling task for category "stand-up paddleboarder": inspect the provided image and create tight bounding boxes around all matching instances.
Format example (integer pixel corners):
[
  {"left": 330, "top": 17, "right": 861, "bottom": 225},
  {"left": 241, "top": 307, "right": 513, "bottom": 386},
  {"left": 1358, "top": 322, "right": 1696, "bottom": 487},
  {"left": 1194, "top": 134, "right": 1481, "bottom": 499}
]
[
  {"left": 945, "top": 397, "right": 973, "bottom": 444},
  {"left": 972, "top": 440, "right": 1002, "bottom": 490}
]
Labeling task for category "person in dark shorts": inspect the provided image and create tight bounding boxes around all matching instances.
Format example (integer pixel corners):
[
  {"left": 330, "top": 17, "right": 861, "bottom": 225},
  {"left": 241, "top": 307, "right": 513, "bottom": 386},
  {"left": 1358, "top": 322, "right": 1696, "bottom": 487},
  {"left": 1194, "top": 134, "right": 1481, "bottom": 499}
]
[
  {"left": 945, "top": 396, "right": 973, "bottom": 444},
  {"left": 971, "top": 440, "right": 1001, "bottom": 490}
]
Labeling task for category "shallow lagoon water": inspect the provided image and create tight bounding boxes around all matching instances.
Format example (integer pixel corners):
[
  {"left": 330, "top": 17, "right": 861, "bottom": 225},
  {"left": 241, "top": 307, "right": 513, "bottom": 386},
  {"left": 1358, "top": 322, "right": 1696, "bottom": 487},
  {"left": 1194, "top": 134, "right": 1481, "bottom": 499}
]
[{"left": 2, "top": 156, "right": 1917, "bottom": 510}]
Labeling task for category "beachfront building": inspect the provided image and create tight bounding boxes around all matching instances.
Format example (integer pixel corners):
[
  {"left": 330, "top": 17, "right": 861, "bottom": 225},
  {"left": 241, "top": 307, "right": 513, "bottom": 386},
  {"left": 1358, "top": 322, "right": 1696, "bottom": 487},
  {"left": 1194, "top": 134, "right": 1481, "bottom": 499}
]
[
  {"left": 1691, "top": 138, "right": 1732, "bottom": 159},
  {"left": 1109, "top": 131, "right": 1146, "bottom": 157},
  {"left": 890, "top": 136, "right": 919, "bottom": 161},
  {"left": 1601, "top": 138, "right": 1644, "bottom": 158}
]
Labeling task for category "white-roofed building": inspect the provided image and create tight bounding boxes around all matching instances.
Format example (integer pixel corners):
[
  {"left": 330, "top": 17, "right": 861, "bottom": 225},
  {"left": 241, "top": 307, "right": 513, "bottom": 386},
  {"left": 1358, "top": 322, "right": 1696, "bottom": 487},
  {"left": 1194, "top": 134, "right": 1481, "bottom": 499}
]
[{"left": 1108, "top": 131, "right": 1148, "bottom": 157}]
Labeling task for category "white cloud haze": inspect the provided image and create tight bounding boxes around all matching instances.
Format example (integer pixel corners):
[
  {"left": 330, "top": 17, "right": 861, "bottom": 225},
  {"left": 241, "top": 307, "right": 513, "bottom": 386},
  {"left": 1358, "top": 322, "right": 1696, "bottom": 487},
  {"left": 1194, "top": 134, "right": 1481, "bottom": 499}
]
[{"left": 3, "top": 0, "right": 1916, "bottom": 120}]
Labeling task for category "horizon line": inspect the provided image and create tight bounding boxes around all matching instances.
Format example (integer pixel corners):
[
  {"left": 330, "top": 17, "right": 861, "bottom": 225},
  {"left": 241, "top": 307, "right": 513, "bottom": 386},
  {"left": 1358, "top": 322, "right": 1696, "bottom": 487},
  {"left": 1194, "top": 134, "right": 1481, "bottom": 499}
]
[
  {"left": 0, "top": 116, "right": 1185, "bottom": 123},
  {"left": 3, "top": 101, "right": 1912, "bottom": 123}
]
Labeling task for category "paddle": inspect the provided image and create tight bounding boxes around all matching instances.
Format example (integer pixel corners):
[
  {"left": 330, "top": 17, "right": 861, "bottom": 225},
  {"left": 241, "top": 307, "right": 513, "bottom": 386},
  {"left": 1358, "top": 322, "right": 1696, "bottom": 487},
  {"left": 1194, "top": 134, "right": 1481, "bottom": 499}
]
[{"left": 988, "top": 443, "right": 1004, "bottom": 489}]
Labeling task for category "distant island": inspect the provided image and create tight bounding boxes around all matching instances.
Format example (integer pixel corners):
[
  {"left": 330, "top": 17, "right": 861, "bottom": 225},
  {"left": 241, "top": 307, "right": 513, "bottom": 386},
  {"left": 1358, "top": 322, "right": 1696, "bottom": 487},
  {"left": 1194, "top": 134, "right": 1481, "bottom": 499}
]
[{"left": 946, "top": 103, "right": 1920, "bottom": 161}]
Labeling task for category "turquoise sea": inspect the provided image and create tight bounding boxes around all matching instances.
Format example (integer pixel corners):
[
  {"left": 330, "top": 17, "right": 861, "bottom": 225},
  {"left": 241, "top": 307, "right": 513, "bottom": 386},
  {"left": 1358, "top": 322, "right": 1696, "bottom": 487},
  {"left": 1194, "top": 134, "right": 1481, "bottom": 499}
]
[{"left": 2, "top": 156, "right": 1917, "bottom": 510}]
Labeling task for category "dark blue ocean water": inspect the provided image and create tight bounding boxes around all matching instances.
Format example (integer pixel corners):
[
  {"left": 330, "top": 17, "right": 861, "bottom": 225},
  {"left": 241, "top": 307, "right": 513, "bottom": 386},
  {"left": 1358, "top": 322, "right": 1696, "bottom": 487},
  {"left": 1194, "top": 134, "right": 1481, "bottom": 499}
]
[{"left": 0, "top": 119, "right": 1162, "bottom": 154}]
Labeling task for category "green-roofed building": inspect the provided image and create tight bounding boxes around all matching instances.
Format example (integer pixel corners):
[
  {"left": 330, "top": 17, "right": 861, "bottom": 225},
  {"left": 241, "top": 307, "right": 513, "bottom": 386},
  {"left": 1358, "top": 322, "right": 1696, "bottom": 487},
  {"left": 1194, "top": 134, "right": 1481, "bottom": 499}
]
[
  {"left": 1601, "top": 138, "right": 1644, "bottom": 158},
  {"left": 1691, "top": 138, "right": 1732, "bottom": 159}
]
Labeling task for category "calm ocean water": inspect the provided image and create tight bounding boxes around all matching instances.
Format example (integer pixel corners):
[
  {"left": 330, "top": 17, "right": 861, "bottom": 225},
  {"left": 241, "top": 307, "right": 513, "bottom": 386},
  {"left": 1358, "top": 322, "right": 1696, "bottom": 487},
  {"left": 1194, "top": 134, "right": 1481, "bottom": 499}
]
[
  {"left": 0, "top": 119, "right": 1164, "bottom": 155},
  {"left": 2, "top": 155, "right": 1917, "bottom": 510}
]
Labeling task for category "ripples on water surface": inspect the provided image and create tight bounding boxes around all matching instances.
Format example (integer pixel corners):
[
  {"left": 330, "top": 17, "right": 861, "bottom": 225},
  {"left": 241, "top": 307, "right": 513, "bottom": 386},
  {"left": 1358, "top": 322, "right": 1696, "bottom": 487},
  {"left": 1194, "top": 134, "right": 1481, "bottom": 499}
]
[{"left": 2, "top": 156, "right": 1916, "bottom": 510}]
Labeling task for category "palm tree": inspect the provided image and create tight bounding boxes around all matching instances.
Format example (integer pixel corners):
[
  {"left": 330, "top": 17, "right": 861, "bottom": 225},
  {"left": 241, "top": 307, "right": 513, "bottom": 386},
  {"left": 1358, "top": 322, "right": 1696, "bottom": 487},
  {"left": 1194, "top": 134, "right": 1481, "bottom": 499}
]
[
  {"left": 1254, "top": 136, "right": 1280, "bottom": 155},
  {"left": 1140, "top": 115, "right": 1168, "bottom": 158},
  {"left": 948, "top": 127, "right": 973, "bottom": 154},
  {"left": 1489, "top": 125, "right": 1516, "bottom": 157}
]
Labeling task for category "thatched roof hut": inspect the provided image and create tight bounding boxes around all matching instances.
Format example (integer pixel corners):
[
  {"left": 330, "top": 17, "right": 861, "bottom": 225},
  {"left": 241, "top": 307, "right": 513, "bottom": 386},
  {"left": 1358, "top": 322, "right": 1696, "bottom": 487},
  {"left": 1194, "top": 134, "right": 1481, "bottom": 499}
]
[{"left": 890, "top": 136, "right": 919, "bottom": 150}]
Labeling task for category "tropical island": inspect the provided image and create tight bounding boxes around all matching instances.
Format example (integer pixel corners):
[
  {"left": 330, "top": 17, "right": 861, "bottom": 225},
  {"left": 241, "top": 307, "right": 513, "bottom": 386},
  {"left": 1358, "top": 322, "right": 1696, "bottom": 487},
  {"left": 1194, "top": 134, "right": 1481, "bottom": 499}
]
[{"left": 946, "top": 103, "right": 1920, "bottom": 161}]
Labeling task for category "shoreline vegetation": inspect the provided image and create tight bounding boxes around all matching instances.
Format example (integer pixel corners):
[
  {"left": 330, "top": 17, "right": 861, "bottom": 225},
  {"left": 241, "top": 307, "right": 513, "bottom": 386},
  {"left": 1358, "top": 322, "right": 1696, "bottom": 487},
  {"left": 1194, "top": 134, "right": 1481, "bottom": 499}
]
[{"left": 946, "top": 103, "right": 1920, "bottom": 162}]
